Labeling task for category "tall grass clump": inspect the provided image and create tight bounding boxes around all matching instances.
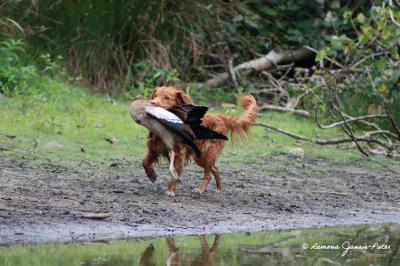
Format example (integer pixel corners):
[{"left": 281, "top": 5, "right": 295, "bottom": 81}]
[
  {"left": 2, "top": 0, "right": 374, "bottom": 95},
  {"left": 2, "top": 0, "right": 250, "bottom": 94}
]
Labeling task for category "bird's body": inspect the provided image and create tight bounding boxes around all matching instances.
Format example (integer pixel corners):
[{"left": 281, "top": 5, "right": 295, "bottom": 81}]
[
  {"left": 130, "top": 99, "right": 201, "bottom": 156},
  {"left": 130, "top": 99, "right": 201, "bottom": 188}
]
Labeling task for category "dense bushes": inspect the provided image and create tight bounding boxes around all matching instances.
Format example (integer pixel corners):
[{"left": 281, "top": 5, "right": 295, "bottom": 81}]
[
  {"left": 0, "top": 38, "right": 37, "bottom": 96},
  {"left": 315, "top": 5, "right": 400, "bottom": 126},
  {"left": 1, "top": 0, "right": 373, "bottom": 94}
]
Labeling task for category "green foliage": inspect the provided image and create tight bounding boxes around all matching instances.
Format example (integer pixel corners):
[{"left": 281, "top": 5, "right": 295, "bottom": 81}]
[
  {"left": 3, "top": 0, "right": 246, "bottom": 92},
  {"left": 2, "top": 0, "right": 371, "bottom": 94},
  {"left": 0, "top": 38, "right": 37, "bottom": 96},
  {"left": 316, "top": 4, "right": 400, "bottom": 125},
  {"left": 124, "top": 60, "right": 180, "bottom": 99},
  {"left": 242, "top": 1, "right": 334, "bottom": 49}
]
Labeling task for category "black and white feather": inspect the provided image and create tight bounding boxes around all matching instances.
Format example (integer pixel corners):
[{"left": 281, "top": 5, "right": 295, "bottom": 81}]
[
  {"left": 144, "top": 106, "right": 201, "bottom": 156},
  {"left": 168, "top": 104, "right": 228, "bottom": 140}
]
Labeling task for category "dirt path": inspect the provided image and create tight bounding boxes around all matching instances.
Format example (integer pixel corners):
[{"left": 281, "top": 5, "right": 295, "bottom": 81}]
[{"left": 1, "top": 154, "right": 399, "bottom": 244}]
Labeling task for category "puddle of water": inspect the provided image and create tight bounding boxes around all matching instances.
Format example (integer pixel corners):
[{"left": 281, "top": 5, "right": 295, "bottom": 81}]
[{"left": 0, "top": 223, "right": 399, "bottom": 266}]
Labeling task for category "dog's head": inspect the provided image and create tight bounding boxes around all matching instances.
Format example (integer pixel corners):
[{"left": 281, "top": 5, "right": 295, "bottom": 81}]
[{"left": 150, "top": 86, "right": 193, "bottom": 108}]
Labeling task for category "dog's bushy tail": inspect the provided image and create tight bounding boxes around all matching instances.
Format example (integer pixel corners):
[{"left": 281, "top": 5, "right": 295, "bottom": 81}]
[{"left": 220, "top": 95, "right": 257, "bottom": 137}]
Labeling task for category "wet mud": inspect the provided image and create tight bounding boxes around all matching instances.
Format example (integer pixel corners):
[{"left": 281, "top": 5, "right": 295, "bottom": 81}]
[{"left": 1, "top": 154, "right": 399, "bottom": 244}]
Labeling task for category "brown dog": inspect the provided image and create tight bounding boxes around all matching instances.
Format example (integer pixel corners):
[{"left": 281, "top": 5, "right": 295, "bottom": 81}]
[{"left": 142, "top": 86, "right": 257, "bottom": 196}]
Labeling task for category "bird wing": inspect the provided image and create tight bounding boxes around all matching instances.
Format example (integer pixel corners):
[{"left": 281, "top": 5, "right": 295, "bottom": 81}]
[
  {"left": 190, "top": 124, "right": 228, "bottom": 140},
  {"left": 145, "top": 106, "right": 201, "bottom": 156},
  {"left": 181, "top": 104, "right": 209, "bottom": 123},
  {"left": 171, "top": 104, "right": 228, "bottom": 140},
  {"left": 167, "top": 107, "right": 187, "bottom": 120}
]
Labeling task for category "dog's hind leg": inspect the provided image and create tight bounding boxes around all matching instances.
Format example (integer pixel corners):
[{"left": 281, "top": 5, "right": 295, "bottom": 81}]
[
  {"left": 193, "top": 168, "right": 212, "bottom": 194},
  {"left": 211, "top": 166, "right": 222, "bottom": 193}
]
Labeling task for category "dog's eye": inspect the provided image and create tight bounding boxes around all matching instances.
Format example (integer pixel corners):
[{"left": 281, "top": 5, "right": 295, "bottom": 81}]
[{"left": 164, "top": 96, "right": 170, "bottom": 100}]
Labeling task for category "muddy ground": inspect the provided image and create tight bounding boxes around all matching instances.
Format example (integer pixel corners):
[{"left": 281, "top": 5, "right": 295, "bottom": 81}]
[{"left": 0, "top": 152, "right": 399, "bottom": 245}]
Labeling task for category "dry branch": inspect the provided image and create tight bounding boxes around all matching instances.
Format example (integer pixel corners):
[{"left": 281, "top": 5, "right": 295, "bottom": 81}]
[
  {"left": 316, "top": 114, "right": 388, "bottom": 129},
  {"left": 228, "top": 58, "right": 238, "bottom": 87},
  {"left": 254, "top": 122, "right": 307, "bottom": 140},
  {"left": 386, "top": 111, "right": 400, "bottom": 140},
  {"left": 337, "top": 108, "right": 369, "bottom": 156},
  {"left": 81, "top": 212, "right": 111, "bottom": 220},
  {"left": 315, "top": 136, "right": 395, "bottom": 151},
  {"left": 366, "top": 130, "right": 399, "bottom": 139},
  {"left": 200, "top": 48, "right": 314, "bottom": 88},
  {"left": 258, "top": 104, "right": 310, "bottom": 117},
  {"left": 255, "top": 122, "right": 399, "bottom": 152}
]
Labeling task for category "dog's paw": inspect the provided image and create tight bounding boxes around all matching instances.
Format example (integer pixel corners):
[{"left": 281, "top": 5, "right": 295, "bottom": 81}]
[
  {"left": 166, "top": 191, "right": 176, "bottom": 197},
  {"left": 148, "top": 176, "right": 157, "bottom": 183},
  {"left": 144, "top": 168, "right": 157, "bottom": 182},
  {"left": 192, "top": 188, "right": 204, "bottom": 194}
]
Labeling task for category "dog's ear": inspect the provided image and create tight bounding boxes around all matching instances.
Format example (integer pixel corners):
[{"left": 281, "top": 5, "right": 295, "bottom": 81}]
[
  {"left": 150, "top": 87, "right": 158, "bottom": 99},
  {"left": 176, "top": 89, "right": 193, "bottom": 105}
]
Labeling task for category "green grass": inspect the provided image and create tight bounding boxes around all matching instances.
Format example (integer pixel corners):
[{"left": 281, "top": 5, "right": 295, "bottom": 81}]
[{"left": 0, "top": 76, "right": 370, "bottom": 168}]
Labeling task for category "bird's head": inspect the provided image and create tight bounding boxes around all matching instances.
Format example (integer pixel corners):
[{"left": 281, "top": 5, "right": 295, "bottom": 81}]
[{"left": 129, "top": 98, "right": 149, "bottom": 125}]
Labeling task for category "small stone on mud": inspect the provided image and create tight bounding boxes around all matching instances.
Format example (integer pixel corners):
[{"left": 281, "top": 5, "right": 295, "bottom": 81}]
[
  {"left": 44, "top": 141, "right": 64, "bottom": 149},
  {"left": 288, "top": 147, "right": 304, "bottom": 158},
  {"left": 235, "top": 183, "right": 245, "bottom": 188}
]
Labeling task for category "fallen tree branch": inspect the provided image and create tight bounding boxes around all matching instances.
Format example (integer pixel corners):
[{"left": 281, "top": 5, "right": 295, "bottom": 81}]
[
  {"left": 365, "top": 130, "right": 399, "bottom": 139},
  {"left": 199, "top": 48, "right": 315, "bottom": 88},
  {"left": 316, "top": 113, "right": 388, "bottom": 129},
  {"left": 258, "top": 104, "right": 310, "bottom": 117},
  {"left": 304, "top": 46, "right": 343, "bottom": 68},
  {"left": 254, "top": 122, "right": 307, "bottom": 140},
  {"left": 228, "top": 58, "right": 238, "bottom": 87},
  {"left": 386, "top": 111, "right": 400, "bottom": 140},
  {"left": 315, "top": 136, "right": 395, "bottom": 150},
  {"left": 337, "top": 107, "right": 369, "bottom": 157},
  {"left": 255, "top": 122, "right": 399, "bottom": 152},
  {"left": 80, "top": 212, "right": 111, "bottom": 220}
]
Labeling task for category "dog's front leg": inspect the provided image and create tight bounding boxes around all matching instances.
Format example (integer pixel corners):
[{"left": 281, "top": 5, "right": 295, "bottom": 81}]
[
  {"left": 142, "top": 149, "right": 159, "bottom": 183},
  {"left": 142, "top": 134, "right": 161, "bottom": 182}
]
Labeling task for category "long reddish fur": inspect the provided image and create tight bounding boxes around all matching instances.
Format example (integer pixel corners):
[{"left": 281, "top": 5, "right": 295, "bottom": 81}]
[{"left": 142, "top": 86, "right": 257, "bottom": 194}]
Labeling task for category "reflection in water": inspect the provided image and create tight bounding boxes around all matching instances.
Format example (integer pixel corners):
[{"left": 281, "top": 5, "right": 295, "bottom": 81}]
[
  {"left": 138, "top": 235, "right": 222, "bottom": 266},
  {"left": 166, "top": 237, "right": 181, "bottom": 266},
  {"left": 0, "top": 223, "right": 399, "bottom": 266},
  {"left": 139, "top": 243, "right": 155, "bottom": 266},
  {"left": 190, "top": 235, "right": 220, "bottom": 266}
]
